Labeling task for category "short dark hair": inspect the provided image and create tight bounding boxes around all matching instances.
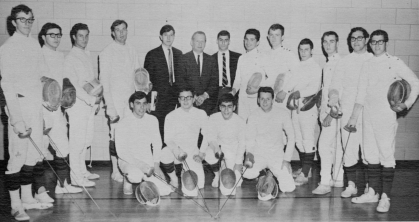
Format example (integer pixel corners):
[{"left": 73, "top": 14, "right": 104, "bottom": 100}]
[
  {"left": 6, "top": 4, "right": 33, "bottom": 36},
  {"left": 70, "top": 23, "right": 89, "bottom": 46},
  {"left": 160, "top": 24, "right": 175, "bottom": 36},
  {"left": 217, "top": 30, "right": 230, "bottom": 39},
  {"left": 178, "top": 85, "right": 195, "bottom": 97},
  {"left": 298, "top": 38, "right": 313, "bottom": 60},
  {"left": 268, "top": 23, "right": 285, "bottom": 36},
  {"left": 257, "top": 87, "right": 274, "bottom": 99},
  {"left": 370, "top": 29, "right": 389, "bottom": 43},
  {"left": 110, "top": 20, "right": 128, "bottom": 40},
  {"left": 244, "top": 29, "right": 260, "bottom": 42},
  {"left": 192, "top": 31, "right": 206, "bottom": 41},
  {"left": 38, "top": 23, "right": 62, "bottom": 47},
  {"left": 129, "top": 91, "right": 148, "bottom": 106},
  {"left": 219, "top": 93, "right": 236, "bottom": 106},
  {"left": 347, "top": 27, "right": 370, "bottom": 53}
]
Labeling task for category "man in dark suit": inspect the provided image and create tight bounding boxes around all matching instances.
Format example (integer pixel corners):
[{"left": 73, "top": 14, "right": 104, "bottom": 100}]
[
  {"left": 178, "top": 31, "right": 218, "bottom": 115},
  {"left": 144, "top": 24, "right": 182, "bottom": 141},
  {"left": 212, "top": 30, "right": 241, "bottom": 113}
]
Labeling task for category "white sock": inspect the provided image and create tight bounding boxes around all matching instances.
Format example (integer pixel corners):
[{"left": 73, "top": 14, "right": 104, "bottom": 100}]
[
  {"left": 9, "top": 189, "right": 22, "bottom": 209},
  {"left": 21, "top": 184, "right": 36, "bottom": 203}
]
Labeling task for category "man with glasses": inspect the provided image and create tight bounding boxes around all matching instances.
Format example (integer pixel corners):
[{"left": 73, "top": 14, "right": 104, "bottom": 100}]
[
  {"left": 211, "top": 30, "right": 241, "bottom": 113},
  {"left": 100, "top": 20, "right": 140, "bottom": 183},
  {"left": 160, "top": 86, "right": 208, "bottom": 193},
  {"left": 38, "top": 22, "right": 82, "bottom": 194},
  {"left": 350, "top": 30, "right": 419, "bottom": 212},
  {"left": 203, "top": 93, "right": 245, "bottom": 193},
  {"left": 328, "top": 27, "right": 373, "bottom": 198},
  {"left": 312, "top": 31, "right": 344, "bottom": 194},
  {"left": 0, "top": 4, "right": 52, "bottom": 221},
  {"left": 64, "top": 23, "right": 101, "bottom": 187}
]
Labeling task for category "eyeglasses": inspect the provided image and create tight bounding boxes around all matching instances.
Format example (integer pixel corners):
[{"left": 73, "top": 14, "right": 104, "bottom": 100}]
[
  {"left": 16, "top": 17, "right": 35, "bottom": 24},
  {"left": 45, "top": 33, "right": 62, "bottom": 38},
  {"left": 179, "top": 96, "right": 193, "bottom": 101},
  {"left": 350, "top": 36, "right": 364, "bottom": 42},
  {"left": 370, "top": 40, "right": 386, "bottom": 45}
]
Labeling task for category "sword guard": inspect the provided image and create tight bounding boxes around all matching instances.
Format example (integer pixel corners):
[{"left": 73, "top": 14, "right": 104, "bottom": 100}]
[
  {"left": 109, "top": 115, "right": 120, "bottom": 124},
  {"left": 344, "top": 125, "right": 357, "bottom": 133},
  {"left": 18, "top": 128, "right": 32, "bottom": 139},
  {"left": 43, "top": 127, "right": 52, "bottom": 135},
  {"left": 215, "top": 151, "right": 224, "bottom": 160}
]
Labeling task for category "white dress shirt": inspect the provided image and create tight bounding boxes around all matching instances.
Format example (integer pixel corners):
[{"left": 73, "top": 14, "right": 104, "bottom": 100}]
[
  {"left": 193, "top": 51, "right": 203, "bottom": 75},
  {"left": 162, "top": 44, "right": 175, "bottom": 82},
  {"left": 217, "top": 50, "right": 231, "bottom": 87}
]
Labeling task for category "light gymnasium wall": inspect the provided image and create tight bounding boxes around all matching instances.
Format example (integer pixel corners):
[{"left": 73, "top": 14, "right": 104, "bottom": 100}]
[{"left": 0, "top": 0, "right": 418, "bottom": 160}]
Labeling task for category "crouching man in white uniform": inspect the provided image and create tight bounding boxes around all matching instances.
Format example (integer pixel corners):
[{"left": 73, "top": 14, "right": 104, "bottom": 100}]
[
  {"left": 204, "top": 93, "right": 245, "bottom": 195},
  {"left": 160, "top": 86, "right": 208, "bottom": 196},
  {"left": 115, "top": 91, "right": 172, "bottom": 196},
  {"left": 244, "top": 87, "right": 296, "bottom": 199},
  {"left": 349, "top": 30, "right": 419, "bottom": 213}
]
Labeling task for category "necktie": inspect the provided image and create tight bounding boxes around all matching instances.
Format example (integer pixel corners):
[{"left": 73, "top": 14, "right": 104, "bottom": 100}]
[
  {"left": 222, "top": 53, "right": 228, "bottom": 87},
  {"left": 197, "top": 55, "right": 201, "bottom": 76},
  {"left": 168, "top": 48, "right": 173, "bottom": 86}
]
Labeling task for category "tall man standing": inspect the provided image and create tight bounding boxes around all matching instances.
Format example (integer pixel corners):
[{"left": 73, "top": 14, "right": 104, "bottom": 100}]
[
  {"left": 232, "top": 29, "right": 265, "bottom": 120},
  {"left": 100, "top": 20, "right": 140, "bottom": 183},
  {"left": 178, "top": 31, "right": 219, "bottom": 115},
  {"left": 64, "top": 23, "right": 101, "bottom": 187},
  {"left": 328, "top": 27, "right": 373, "bottom": 198},
  {"left": 211, "top": 30, "right": 241, "bottom": 112},
  {"left": 312, "top": 31, "right": 344, "bottom": 194},
  {"left": 145, "top": 24, "right": 183, "bottom": 142},
  {"left": 39, "top": 22, "right": 82, "bottom": 194},
  {"left": 350, "top": 30, "right": 419, "bottom": 212},
  {"left": 0, "top": 4, "right": 53, "bottom": 221}
]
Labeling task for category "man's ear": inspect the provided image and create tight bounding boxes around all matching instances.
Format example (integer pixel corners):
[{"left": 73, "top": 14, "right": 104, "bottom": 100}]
[
  {"left": 129, "top": 102, "right": 133, "bottom": 109},
  {"left": 159, "top": 35, "right": 162, "bottom": 42}
]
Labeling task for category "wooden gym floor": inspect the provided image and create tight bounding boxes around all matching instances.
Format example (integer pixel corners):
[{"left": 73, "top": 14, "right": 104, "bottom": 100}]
[{"left": 0, "top": 161, "right": 418, "bottom": 222}]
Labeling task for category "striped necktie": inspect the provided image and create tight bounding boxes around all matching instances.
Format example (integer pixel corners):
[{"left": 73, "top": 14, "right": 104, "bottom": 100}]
[{"left": 222, "top": 53, "right": 228, "bottom": 87}]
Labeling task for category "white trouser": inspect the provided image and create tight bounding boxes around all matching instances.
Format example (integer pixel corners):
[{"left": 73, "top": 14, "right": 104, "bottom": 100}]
[
  {"left": 292, "top": 107, "right": 318, "bottom": 153},
  {"left": 6, "top": 97, "right": 44, "bottom": 174},
  {"left": 119, "top": 160, "right": 172, "bottom": 196},
  {"left": 67, "top": 98, "right": 97, "bottom": 181},
  {"left": 318, "top": 118, "right": 343, "bottom": 185},
  {"left": 205, "top": 146, "right": 241, "bottom": 195},
  {"left": 243, "top": 153, "right": 295, "bottom": 192},
  {"left": 43, "top": 108, "right": 69, "bottom": 158},
  {"left": 160, "top": 147, "right": 205, "bottom": 191},
  {"left": 341, "top": 106, "right": 364, "bottom": 167},
  {"left": 363, "top": 107, "right": 397, "bottom": 168}
]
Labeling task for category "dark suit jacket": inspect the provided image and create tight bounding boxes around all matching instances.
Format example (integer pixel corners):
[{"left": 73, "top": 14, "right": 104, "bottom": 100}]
[
  {"left": 144, "top": 45, "right": 182, "bottom": 112},
  {"left": 211, "top": 50, "right": 241, "bottom": 87},
  {"left": 178, "top": 51, "right": 219, "bottom": 115}
]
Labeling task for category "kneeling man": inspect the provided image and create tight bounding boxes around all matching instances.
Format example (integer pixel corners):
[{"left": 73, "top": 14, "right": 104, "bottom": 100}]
[
  {"left": 204, "top": 93, "right": 245, "bottom": 195},
  {"left": 244, "top": 87, "right": 296, "bottom": 200},
  {"left": 115, "top": 91, "right": 172, "bottom": 197}
]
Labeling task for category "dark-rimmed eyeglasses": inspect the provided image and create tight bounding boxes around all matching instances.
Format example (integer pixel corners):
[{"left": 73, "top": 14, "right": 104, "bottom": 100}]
[
  {"left": 45, "top": 33, "right": 62, "bottom": 38},
  {"left": 179, "top": 96, "right": 193, "bottom": 101},
  {"left": 350, "top": 36, "right": 364, "bottom": 42},
  {"left": 16, "top": 17, "right": 35, "bottom": 24},
  {"left": 370, "top": 40, "right": 386, "bottom": 45}
]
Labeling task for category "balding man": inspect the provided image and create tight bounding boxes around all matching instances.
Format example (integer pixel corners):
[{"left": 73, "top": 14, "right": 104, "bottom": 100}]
[{"left": 177, "top": 31, "right": 218, "bottom": 115}]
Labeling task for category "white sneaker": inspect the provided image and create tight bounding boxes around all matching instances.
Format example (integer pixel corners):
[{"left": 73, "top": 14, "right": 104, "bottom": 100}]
[
  {"left": 341, "top": 185, "right": 357, "bottom": 198},
  {"left": 11, "top": 206, "right": 30, "bottom": 221},
  {"left": 351, "top": 188, "right": 379, "bottom": 203},
  {"left": 312, "top": 184, "right": 331, "bottom": 195},
  {"left": 294, "top": 173, "right": 308, "bottom": 186},
  {"left": 22, "top": 200, "right": 53, "bottom": 210},
  {"left": 329, "top": 179, "right": 344, "bottom": 188},
  {"left": 35, "top": 191, "right": 54, "bottom": 203},
  {"left": 377, "top": 193, "right": 390, "bottom": 212},
  {"left": 72, "top": 178, "right": 96, "bottom": 187},
  {"left": 55, "top": 181, "right": 83, "bottom": 194},
  {"left": 84, "top": 171, "right": 100, "bottom": 180},
  {"left": 111, "top": 171, "right": 123, "bottom": 183}
]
